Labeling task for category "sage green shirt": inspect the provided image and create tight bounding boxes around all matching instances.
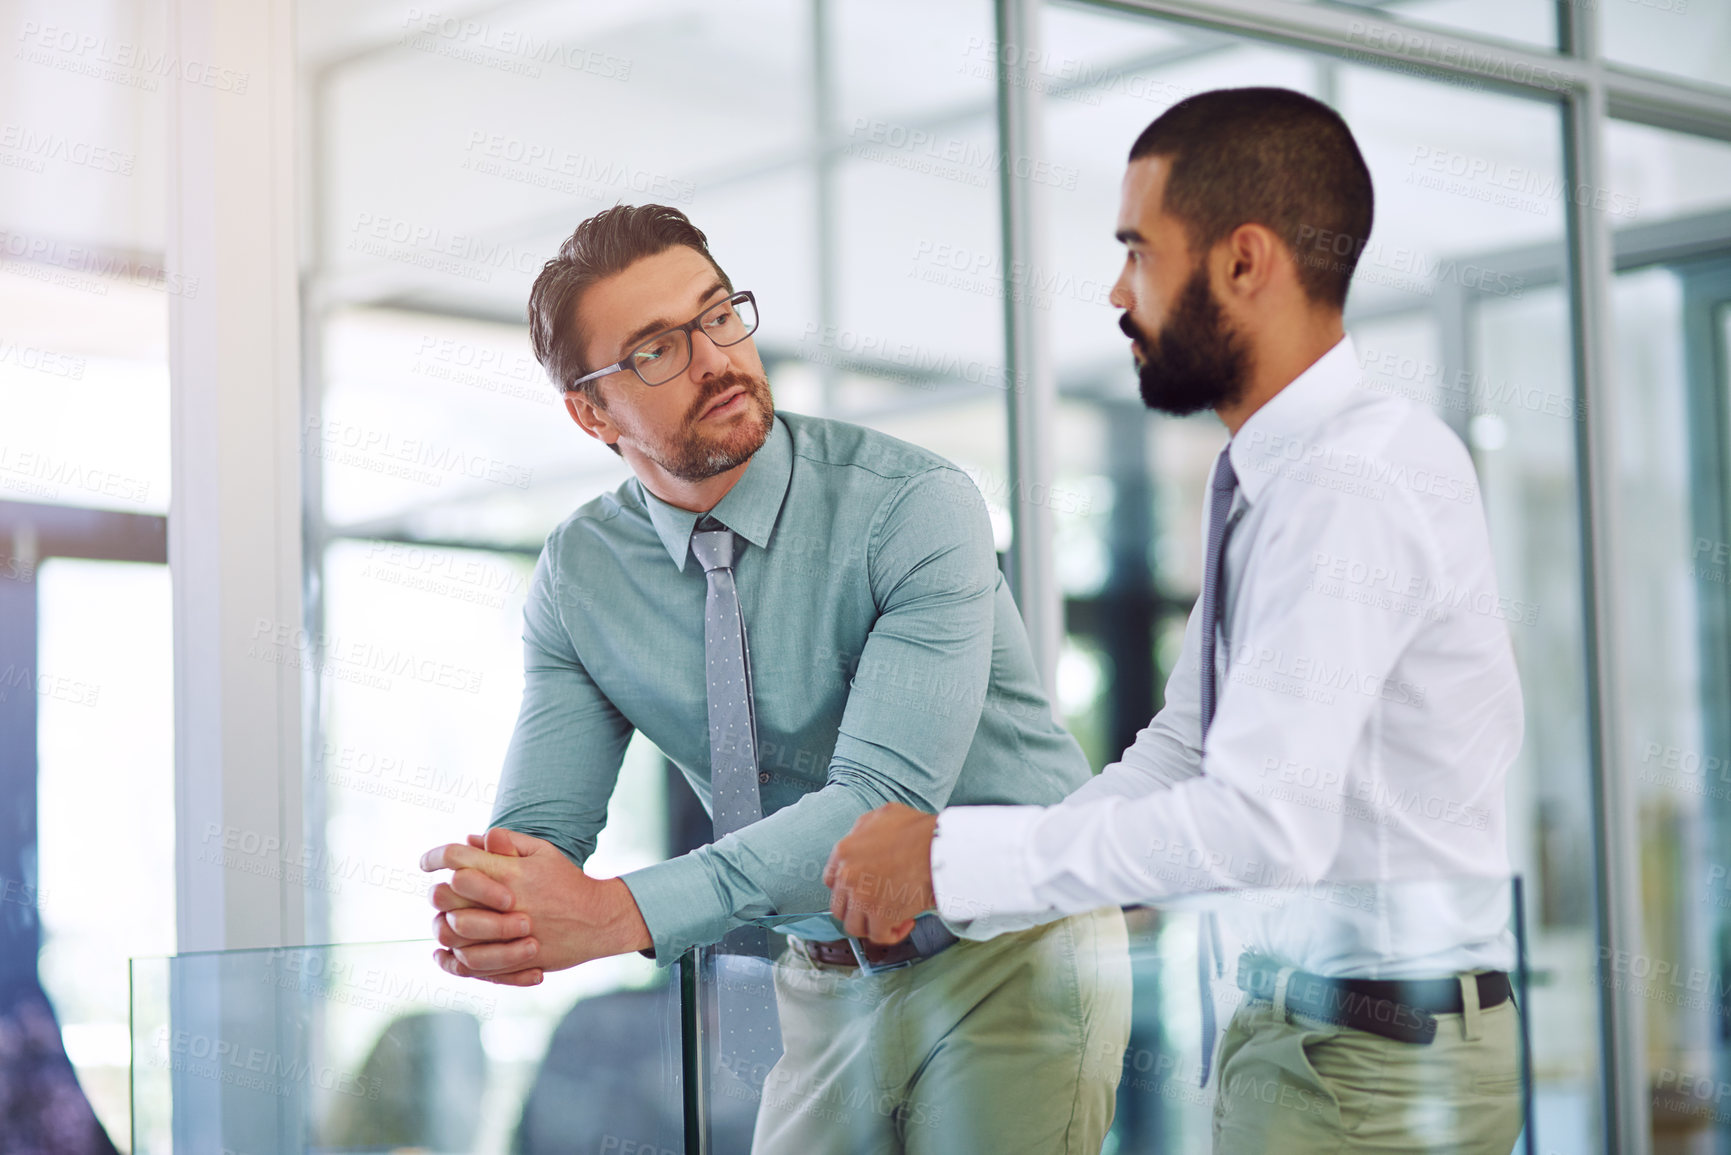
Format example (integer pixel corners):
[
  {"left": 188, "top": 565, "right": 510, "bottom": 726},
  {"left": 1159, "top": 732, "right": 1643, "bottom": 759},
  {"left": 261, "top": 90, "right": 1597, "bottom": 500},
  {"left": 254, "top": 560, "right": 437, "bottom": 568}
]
[{"left": 490, "top": 411, "right": 1089, "bottom": 961}]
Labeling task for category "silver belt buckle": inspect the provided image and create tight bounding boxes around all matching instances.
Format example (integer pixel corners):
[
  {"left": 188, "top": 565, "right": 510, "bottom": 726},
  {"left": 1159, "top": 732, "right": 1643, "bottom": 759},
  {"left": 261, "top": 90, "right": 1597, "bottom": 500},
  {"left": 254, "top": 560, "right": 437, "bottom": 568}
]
[{"left": 846, "top": 935, "right": 917, "bottom": 976}]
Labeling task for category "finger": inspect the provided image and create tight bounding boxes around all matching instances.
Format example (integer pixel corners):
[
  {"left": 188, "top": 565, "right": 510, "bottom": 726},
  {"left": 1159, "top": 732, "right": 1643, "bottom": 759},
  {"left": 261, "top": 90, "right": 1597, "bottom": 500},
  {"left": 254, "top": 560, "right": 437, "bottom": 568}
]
[
  {"left": 419, "top": 842, "right": 496, "bottom": 874},
  {"left": 484, "top": 826, "right": 523, "bottom": 857},
  {"left": 453, "top": 937, "right": 540, "bottom": 974},
  {"left": 450, "top": 866, "right": 516, "bottom": 911},
  {"left": 829, "top": 876, "right": 850, "bottom": 921},
  {"left": 435, "top": 947, "right": 479, "bottom": 979},
  {"left": 822, "top": 846, "right": 842, "bottom": 889},
  {"left": 467, "top": 833, "right": 486, "bottom": 849},
  {"left": 868, "top": 917, "right": 917, "bottom": 947},
  {"left": 431, "top": 882, "right": 482, "bottom": 914},
  {"left": 480, "top": 968, "right": 545, "bottom": 987},
  {"left": 840, "top": 897, "right": 869, "bottom": 940},
  {"left": 859, "top": 898, "right": 892, "bottom": 945},
  {"left": 494, "top": 827, "right": 546, "bottom": 857},
  {"left": 434, "top": 914, "right": 478, "bottom": 950},
  {"left": 433, "top": 948, "right": 544, "bottom": 986},
  {"left": 444, "top": 907, "right": 532, "bottom": 942}
]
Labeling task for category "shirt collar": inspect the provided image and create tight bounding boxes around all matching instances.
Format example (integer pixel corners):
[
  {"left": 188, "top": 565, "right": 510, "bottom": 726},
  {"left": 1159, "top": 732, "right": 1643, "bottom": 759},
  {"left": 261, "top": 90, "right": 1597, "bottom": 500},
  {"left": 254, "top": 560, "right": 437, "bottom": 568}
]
[
  {"left": 1228, "top": 334, "right": 1362, "bottom": 506},
  {"left": 637, "top": 413, "right": 793, "bottom": 571}
]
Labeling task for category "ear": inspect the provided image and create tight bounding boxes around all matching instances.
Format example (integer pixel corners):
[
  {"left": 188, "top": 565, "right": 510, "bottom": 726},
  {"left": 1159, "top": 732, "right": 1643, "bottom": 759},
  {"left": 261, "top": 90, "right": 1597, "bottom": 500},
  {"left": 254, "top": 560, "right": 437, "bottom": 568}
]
[
  {"left": 1216, "top": 222, "right": 1282, "bottom": 302},
  {"left": 564, "top": 388, "right": 621, "bottom": 449}
]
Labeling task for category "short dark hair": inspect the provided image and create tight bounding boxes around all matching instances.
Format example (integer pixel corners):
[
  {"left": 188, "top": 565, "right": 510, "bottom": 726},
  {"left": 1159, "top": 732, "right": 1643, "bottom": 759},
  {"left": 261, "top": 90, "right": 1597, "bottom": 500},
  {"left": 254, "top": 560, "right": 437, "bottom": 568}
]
[
  {"left": 528, "top": 203, "right": 732, "bottom": 403},
  {"left": 1129, "top": 87, "right": 1373, "bottom": 310}
]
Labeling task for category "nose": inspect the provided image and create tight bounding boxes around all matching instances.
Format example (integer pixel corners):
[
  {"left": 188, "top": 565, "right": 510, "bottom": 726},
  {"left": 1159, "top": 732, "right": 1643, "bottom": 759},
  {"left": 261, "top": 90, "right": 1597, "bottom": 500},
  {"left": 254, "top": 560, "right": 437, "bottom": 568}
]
[
  {"left": 686, "top": 326, "right": 731, "bottom": 382},
  {"left": 1108, "top": 265, "right": 1132, "bottom": 311}
]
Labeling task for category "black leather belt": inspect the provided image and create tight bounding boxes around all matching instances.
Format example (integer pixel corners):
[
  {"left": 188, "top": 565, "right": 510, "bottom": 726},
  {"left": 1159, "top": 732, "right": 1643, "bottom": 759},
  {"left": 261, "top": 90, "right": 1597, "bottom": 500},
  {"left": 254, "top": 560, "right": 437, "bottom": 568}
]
[
  {"left": 1235, "top": 952, "right": 1512, "bottom": 1045},
  {"left": 797, "top": 913, "right": 959, "bottom": 974}
]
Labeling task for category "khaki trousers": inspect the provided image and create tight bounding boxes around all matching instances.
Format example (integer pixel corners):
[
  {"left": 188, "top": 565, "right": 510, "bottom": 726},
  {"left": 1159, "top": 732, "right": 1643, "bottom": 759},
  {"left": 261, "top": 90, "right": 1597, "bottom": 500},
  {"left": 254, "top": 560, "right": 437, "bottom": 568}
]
[
  {"left": 748, "top": 907, "right": 1132, "bottom": 1155},
  {"left": 1212, "top": 985, "right": 1525, "bottom": 1154}
]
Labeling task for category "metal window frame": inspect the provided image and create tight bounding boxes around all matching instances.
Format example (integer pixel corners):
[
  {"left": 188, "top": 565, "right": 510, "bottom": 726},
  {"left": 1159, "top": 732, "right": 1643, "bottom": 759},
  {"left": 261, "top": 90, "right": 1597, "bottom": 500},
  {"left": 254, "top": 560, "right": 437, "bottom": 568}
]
[
  {"left": 1555, "top": 6, "right": 1649, "bottom": 1152},
  {"left": 997, "top": 0, "right": 1063, "bottom": 693},
  {"left": 993, "top": 2, "right": 1731, "bottom": 1152}
]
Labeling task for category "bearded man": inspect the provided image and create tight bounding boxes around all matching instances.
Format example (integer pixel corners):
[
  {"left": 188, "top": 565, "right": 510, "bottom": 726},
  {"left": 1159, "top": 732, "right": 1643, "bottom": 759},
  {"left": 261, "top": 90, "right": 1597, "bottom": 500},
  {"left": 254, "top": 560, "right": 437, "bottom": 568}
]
[{"left": 827, "top": 88, "right": 1527, "bottom": 1155}]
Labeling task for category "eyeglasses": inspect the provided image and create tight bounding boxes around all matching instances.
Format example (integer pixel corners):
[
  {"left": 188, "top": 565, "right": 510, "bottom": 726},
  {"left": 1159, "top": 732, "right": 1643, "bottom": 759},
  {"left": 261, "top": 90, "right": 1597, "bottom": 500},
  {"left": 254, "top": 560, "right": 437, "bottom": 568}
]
[{"left": 567, "top": 290, "right": 759, "bottom": 391}]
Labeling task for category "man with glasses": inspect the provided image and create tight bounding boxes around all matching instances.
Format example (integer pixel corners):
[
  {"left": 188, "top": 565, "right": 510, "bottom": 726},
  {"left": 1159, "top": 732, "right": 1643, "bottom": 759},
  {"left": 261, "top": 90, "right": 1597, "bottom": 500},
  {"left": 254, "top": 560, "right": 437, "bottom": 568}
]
[{"left": 418, "top": 204, "right": 1130, "bottom": 1153}]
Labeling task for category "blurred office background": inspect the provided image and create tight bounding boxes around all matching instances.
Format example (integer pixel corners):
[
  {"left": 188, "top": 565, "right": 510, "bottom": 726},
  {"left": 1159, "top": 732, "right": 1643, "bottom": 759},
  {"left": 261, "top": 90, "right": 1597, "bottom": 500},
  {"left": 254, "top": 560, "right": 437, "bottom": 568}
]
[{"left": 2, "top": 0, "right": 1731, "bottom": 1152}]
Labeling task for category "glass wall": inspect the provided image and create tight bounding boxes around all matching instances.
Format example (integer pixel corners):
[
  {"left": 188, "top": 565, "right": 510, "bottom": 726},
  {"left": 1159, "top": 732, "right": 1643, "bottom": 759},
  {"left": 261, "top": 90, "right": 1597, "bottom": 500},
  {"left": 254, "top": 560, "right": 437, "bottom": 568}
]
[
  {"left": 2, "top": 0, "right": 1727, "bottom": 1147},
  {"left": 0, "top": 0, "right": 1714, "bottom": 1150},
  {"left": 1296, "top": 0, "right": 1559, "bottom": 52},
  {"left": 1, "top": 0, "right": 174, "bottom": 1148},
  {"left": 35, "top": 558, "right": 174, "bottom": 1145},
  {"left": 1599, "top": 118, "right": 1731, "bottom": 1151},
  {"left": 280, "top": 2, "right": 1731, "bottom": 1152},
  {"left": 1602, "top": 1, "right": 1731, "bottom": 93}
]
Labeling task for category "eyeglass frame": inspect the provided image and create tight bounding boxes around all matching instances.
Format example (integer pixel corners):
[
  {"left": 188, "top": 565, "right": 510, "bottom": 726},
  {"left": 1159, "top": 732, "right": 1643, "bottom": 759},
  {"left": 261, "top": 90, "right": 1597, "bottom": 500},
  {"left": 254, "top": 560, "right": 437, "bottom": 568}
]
[{"left": 564, "top": 289, "right": 759, "bottom": 392}]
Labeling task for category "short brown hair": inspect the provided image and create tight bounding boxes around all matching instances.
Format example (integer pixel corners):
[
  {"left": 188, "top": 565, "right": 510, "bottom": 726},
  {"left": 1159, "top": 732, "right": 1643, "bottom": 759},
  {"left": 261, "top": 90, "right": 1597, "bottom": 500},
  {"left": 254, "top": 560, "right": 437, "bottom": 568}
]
[
  {"left": 528, "top": 204, "right": 732, "bottom": 403},
  {"left": 1129, "top": 87, "right": 1373, "bottom": 310}
]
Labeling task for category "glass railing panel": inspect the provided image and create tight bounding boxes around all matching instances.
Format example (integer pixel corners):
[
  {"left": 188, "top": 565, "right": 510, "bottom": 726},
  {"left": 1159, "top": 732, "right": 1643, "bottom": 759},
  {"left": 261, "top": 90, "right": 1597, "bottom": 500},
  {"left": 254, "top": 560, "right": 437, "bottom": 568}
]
[
  {"left": 690, "top": 876, "right": 1534, "bottom": 1154},
  {"left": 130, "top": 939, "right": 680, "bottom": 1154},
  {"left": 130, "top": 877, "right": 1532, "bottom": 1153}
]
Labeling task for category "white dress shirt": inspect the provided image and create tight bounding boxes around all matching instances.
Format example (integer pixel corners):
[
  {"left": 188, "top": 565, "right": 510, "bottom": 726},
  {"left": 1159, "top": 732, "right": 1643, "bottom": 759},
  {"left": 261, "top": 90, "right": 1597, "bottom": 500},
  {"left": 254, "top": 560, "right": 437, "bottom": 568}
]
[{"left": 932, "top": 335, "right": 1524, "bottom": 978}]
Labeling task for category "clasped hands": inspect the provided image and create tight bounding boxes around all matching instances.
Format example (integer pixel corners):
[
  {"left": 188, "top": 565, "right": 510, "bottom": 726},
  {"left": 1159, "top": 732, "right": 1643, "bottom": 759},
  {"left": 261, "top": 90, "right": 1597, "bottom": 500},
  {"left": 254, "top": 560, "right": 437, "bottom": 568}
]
[
  {"left": 418, "top": 828, "right": 650, "bottom": 985},
  {"left": 421, "top": 803, "right": 940, "bottom": 985}
]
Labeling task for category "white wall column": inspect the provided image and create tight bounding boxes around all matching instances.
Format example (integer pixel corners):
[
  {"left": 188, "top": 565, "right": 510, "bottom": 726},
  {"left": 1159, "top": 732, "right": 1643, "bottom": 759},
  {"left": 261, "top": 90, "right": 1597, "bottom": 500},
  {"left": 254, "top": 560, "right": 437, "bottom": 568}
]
[
  {"left": 167, "top": 0, "right": 304, "bottom": 956},
  {"left": 166, "top": 2, "right": 306, "bottom": 1148}
]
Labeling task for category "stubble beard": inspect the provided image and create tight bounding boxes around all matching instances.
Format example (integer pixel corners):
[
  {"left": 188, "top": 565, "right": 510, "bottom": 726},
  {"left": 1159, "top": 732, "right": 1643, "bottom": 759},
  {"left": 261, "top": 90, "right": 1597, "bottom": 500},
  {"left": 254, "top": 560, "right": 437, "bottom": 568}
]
[{"left": 639, "top": 370, "right": 777, "bottom": 482}]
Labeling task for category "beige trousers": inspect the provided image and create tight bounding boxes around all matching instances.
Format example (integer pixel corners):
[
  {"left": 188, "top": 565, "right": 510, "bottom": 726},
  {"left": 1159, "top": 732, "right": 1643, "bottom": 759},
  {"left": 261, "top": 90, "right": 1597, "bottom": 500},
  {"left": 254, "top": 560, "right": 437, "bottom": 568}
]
[
  {"left": 1212, "top": 983, "right": 1525, "bottom": 1154},
  {"left": 748, "top": 907, "right": 1133, "bottom": 1155}
]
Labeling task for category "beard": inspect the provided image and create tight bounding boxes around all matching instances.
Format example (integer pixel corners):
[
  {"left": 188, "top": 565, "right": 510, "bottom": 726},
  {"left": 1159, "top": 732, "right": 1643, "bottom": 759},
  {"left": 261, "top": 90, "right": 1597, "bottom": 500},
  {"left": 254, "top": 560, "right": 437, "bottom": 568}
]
[
  {"left": 1121, "top": 264, "right": 1251, "bottom": 417},
  {"left": 628, "top": 369, "right": 776, "bottom": 482}
]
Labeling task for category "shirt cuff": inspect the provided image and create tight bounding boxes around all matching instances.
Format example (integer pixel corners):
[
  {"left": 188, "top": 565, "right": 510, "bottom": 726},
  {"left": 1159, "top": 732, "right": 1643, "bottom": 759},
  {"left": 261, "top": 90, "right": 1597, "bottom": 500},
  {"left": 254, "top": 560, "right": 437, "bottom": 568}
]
[
  {"left": 931, "top": 805, "right": 1050, "bottom": 937},
  {"left": 621, "top": 855, "right": 728, "bottom": 965}
]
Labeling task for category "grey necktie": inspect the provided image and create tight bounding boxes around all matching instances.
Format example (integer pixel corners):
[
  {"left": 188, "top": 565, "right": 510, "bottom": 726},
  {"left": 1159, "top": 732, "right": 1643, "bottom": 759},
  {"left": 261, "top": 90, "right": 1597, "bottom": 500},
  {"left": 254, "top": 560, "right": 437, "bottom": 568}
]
[
  {"left": 1197, "top": 444, "right": 1239, "bottom": 1087},
  {"left": 1199, "top": 444, "right": 1239, "bottom": 732},
  {"left": 690, "top": 518, "right": 766, "bottom": 837},
  {"left": 689, "top": 516, "right": 783, "bottom": 1091}
]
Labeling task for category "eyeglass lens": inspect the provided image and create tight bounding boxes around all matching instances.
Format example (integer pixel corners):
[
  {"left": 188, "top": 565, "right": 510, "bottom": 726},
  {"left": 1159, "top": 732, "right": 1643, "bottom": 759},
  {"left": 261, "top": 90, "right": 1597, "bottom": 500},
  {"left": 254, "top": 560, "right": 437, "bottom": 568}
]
[{"left": 629, "top": 294, "right": 758, "bottom": 386}]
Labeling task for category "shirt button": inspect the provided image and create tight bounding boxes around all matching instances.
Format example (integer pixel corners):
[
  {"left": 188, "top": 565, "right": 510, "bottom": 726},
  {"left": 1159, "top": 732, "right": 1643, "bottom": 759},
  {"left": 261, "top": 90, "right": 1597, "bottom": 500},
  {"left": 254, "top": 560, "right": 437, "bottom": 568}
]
[{"left": 759, "top": 772, "right": 771, "bottom": 784}]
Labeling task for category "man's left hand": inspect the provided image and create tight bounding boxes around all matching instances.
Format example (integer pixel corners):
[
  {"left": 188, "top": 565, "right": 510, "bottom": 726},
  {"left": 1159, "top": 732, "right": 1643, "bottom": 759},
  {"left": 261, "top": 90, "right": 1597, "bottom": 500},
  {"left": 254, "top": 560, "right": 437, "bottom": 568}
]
[{"left": 824, "top": 804, "right": 939, "bottom": 945}]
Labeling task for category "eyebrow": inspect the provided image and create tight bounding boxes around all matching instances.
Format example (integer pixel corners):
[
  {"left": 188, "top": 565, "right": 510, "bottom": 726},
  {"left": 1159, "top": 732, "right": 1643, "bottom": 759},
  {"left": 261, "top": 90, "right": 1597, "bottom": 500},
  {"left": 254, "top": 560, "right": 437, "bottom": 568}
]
[
  {"left": 616, "top": 280, "right": 730, "bottom": 355},
  {"left": 1115, "top": 228, "right": 1146, "bottom": 245}
]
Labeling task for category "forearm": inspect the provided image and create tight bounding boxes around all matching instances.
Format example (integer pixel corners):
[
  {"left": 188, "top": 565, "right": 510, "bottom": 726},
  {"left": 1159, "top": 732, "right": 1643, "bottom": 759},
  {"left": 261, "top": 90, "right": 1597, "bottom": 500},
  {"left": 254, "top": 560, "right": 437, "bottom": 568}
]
[
  {"left": 933, "top": 768, "right": 1329, "bottom": 940},
  {"left": 623, "top": 771, "right": 906, "bottom": 961},
  {"left": 1067, "top": 722, "right": 1201, "bottom": 805}
]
